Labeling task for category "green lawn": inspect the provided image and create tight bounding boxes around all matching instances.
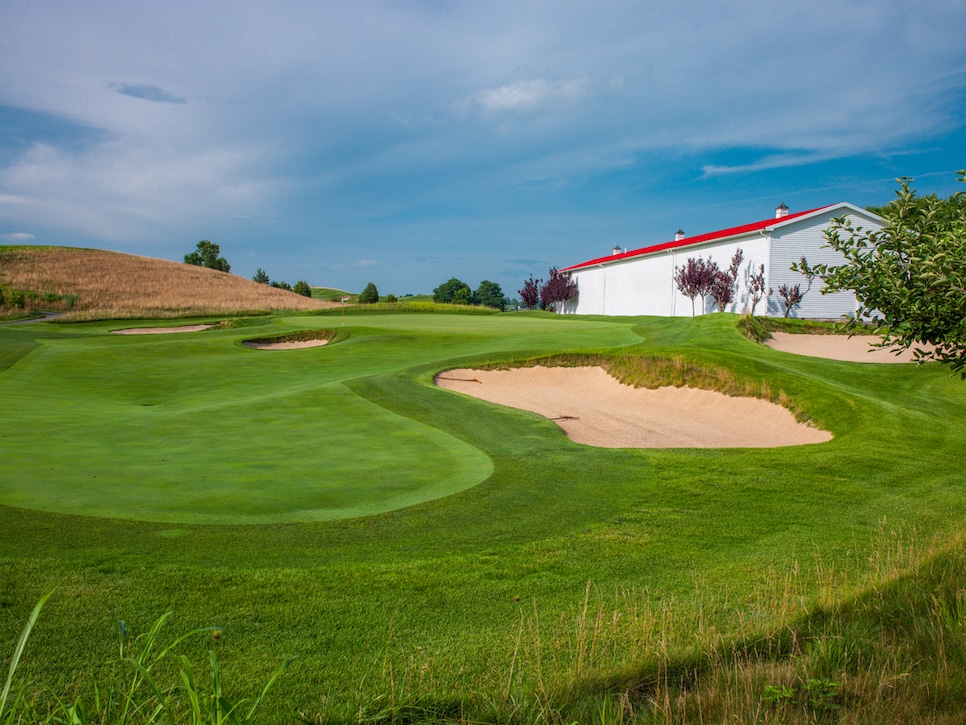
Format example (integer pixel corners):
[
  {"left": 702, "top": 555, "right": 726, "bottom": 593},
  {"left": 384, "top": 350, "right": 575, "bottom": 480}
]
[{"left": 1, "top": 310, "right": 965, "bottom": 722}]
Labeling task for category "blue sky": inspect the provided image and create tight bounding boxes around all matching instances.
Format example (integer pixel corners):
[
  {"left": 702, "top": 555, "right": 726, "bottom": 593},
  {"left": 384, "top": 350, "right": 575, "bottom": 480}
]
[{"left": 1, "top": 1, "right": 965, "bottom": 297}]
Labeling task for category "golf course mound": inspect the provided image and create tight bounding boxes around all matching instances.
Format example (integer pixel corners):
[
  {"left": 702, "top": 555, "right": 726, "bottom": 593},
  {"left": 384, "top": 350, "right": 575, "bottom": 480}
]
[
  {"left": 435, "top": 365, "right": 831, "bottom": 448},
  {"left": 112, "top": 324, "right": 214, "bottom": 335},
  {"left": 765, "top": 332, "right": 925, "bottom": 363},
  {"left": 241, "top": 330, "right": 336, "bottom": 350}
]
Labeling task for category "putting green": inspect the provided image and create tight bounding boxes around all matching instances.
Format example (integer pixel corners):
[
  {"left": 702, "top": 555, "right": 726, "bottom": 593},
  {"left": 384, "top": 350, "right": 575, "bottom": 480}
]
[{"left": 0, "top": 312, "right": 640, "bottom": 523}]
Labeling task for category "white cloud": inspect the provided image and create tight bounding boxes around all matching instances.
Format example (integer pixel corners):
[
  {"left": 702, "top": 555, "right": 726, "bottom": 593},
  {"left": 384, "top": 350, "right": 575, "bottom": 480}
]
[
  {"left": 470, "top": 77, "right": 593, "bottom": 115},
  {"left": 0, "top": 232, "right": 35, "bottom": 241}
]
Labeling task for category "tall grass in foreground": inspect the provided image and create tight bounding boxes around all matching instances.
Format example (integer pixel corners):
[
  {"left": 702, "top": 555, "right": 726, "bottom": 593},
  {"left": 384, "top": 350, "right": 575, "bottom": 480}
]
[
  {"left": 4, "top": 528, "right": 965, "bottom": 723},
  {"left": 303, "top": 526, "right": 966, "bottom": 724},
  {"left": 1, "top": 604, "right": 292, "bottom": 725}
]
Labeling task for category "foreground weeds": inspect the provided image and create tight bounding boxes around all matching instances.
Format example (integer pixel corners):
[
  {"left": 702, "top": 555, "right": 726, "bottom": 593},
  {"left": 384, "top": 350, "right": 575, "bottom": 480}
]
[
  {"left": 4, "top": 534, "right": 966, "bottom": 723},
  {"left": 301, "top": 527, "right": 966, "bottom": 724},
  {"left": 2, "top": 604, "right": 293, "bottom": 725}
]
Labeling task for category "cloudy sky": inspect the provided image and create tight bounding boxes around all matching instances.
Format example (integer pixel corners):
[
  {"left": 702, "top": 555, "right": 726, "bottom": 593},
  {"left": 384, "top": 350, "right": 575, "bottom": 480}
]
[{"left": 2, "top": 1, "right": 964, "bottom": 296}]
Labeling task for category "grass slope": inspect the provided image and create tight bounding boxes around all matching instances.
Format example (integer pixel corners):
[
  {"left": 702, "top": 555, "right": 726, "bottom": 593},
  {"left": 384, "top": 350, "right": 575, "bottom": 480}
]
[
  {"left": 1, "top": 311, "right": 965, "bottom": 722},
  {"left": 0, "top": 246, "right": 338, "bottom": 319}
]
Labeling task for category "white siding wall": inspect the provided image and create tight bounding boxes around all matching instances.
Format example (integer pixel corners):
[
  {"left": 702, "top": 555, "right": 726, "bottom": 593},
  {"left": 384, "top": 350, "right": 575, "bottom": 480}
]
[
  {"left": 768, "top": 209, "right": 883, "bottom": 319},
  {"left": 568, "top": 254, "right": 677, "bottom": 316},
  {"left": 564, "top": 266, "right": 606, "bottom": 314}
]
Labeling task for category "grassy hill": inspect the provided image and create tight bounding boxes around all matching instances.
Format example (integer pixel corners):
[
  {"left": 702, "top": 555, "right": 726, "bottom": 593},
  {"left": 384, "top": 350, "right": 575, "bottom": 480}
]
[{"left": 0, "top": 246, "right": 339, "bottom": 319}]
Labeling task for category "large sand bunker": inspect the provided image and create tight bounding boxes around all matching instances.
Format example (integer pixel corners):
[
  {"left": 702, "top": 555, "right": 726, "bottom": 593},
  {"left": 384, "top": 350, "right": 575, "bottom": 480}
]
[
  {"left": 435, "top": 366, "right": 830, "bottom": 448},
  {"left": 113, "top": 325, "right": 213, "bottom": 335},
  {"left": 765, "top": 333, "right": 922, "bottom": 363}
]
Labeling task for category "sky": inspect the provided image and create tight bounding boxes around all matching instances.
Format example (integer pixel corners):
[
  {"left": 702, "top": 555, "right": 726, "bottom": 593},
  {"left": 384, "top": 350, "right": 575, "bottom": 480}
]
[{"left": 1, "top": 1, "right": 965, "bottom": 298}]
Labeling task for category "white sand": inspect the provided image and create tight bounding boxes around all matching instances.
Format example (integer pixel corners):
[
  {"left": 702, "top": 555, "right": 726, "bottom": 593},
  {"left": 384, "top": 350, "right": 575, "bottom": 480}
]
[
  {"left": 113, "top": 325, "right": 213, "bottom": 335},
  {"left": 242, "top": 339, "right": 329, "bottom": 350},
  {"left": 765, "top": 332, "right": 923, "bottom": 363},
  {"left": 435, "top": 366, "right": 830, "bottom": 448}
]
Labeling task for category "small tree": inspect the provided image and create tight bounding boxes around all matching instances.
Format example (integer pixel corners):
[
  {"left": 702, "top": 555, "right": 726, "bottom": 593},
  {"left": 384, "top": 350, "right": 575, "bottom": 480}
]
[
  {"left": 359, "top": 282, "right": 379, "bottom": 304},
  {"left": 518, "top": 275, "right": 542, "bottom": 310},
  {"left": 674, "top": 257, "right": 718, "bottom": 316},
  {"left": 777, "top": 283, "right": 804, "bottom": 318},
  {"left": 184, "top": 240, "right": 230, "bottom": 272},
  {"left": 270, "top": 280, "right": 292, "bottom": 291},
  {"left": 433, "top": 277, "right": 471, "bottom": 304},
  {"left": 540, "top": 268, "right": 577, "bottom": 312},
  {"left": 252, "top": 268, "right": 270, "bottom": 284},
  {"left": 795, "top": 172, "right": 966, "bottom": 375},
  {"left": 474, "top": 280, "right": 505, "bottom": 311},
  {"left": 292, "top": 280, "right": 312, "bottom": 297},
  {"left": 708, "top": 249, "right": 744, "bottom": 313},
  {"left": 748, "top": 263, "right": 770, "bottom": 316}
]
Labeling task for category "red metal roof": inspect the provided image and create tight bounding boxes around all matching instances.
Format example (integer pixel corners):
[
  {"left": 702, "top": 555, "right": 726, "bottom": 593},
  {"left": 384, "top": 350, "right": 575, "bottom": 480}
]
[{"left": 562, "top": 205, "right": 833, "bottom": 272}]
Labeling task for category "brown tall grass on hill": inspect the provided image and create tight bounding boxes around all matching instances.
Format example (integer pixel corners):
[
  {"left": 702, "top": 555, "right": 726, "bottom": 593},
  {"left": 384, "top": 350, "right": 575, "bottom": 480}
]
[{"left": 0, "top": 246, "right": 339, "bottom": 319}]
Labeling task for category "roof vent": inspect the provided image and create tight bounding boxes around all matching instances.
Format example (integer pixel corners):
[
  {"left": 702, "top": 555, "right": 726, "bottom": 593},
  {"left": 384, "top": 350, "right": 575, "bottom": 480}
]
[
  {"left": 775, "top": 203, "right": 789, "bottom": 219},
  {"left": 675, "top": 229, "right": 685, "bottom": 241},
  {"left": 612, "top": 245, "right": 622, "bottom": 256}
]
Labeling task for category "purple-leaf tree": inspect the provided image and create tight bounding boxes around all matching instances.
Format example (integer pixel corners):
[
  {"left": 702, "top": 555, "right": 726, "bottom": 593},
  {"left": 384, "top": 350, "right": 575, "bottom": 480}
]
[
  {"left": 777, "top": 283, "right": 805, "bottom": 318},
  {"left": 674, "top": 257, "right": 719, "bottom": 316},
  {"left": 708, "top": 249, "right": 744, "bottom": 313},
  {"left": 540, "top": 267, "right": 577, "bottom": 312},
  {"left": 518, "top": 274, "right": 542, "bottom": 310},
  {"left": 749, "top": 263, "right": 770, "bottom": 316}
]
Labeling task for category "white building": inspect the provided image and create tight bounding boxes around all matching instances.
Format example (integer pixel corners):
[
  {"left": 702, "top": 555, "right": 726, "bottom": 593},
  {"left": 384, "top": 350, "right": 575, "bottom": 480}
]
[{"left": 559, "top": 203, "right": 885, "bottom": 319}]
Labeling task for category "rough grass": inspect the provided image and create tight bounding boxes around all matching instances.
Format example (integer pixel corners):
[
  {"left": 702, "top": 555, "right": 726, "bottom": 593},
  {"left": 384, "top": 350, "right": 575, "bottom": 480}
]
[{"left": 0, "top": 246, "right": 339, "bottom": 319}]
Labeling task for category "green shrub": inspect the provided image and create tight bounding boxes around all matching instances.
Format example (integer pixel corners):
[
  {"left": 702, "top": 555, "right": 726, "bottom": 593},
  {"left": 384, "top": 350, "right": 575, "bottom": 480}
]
[{"left": 359, "top": 282, "right": 379, "bottom": 304}]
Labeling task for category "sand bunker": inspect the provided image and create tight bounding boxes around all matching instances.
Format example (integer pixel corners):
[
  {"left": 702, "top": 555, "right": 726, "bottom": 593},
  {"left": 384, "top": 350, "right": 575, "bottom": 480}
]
[
  {"left": 435, "top": 366, "right": 830, "bottom": 448},
  {"left": 242, "top": 339, "right": 329, "bottom": 350},
  {"left": 765, "top": 332, "right": 923, "bottom": 363},
  {"left": 113, "top": 325, "right": 213, "bottom": 335}
]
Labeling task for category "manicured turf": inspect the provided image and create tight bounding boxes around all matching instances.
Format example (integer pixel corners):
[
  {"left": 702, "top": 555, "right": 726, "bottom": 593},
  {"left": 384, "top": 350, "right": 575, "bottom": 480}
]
[
  {"left": 2, "top": 310, "right": 965, "bottom": 721},
  {"left": 0, "top": 313, "right": 638, "bottom": 523}
]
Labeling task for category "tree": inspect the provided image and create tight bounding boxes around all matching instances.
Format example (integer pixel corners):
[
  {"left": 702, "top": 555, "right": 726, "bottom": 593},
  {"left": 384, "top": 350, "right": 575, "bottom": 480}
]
[
  {"left": 292, "top": 280, "right": 312, "bottom": 297},
  {"left": 540, "top": 267, "right": 577, "bottom": 312},
  {"left": 452, "top": 287, "right": 472, "bottom": 305},
  {"left": 674, "top": 257, "right": 718, "bottom": 316},
  {"left": 777, "top": 283, "right": 804, "bottom": 318},
  {"left": 252, "top": 268, "right": 270, "bottom": 284},
  {"left": 359, "top": 281, "right": 379, "bottom": 304},
  {"left": 270, "top": 280, "right": 292, "bottom": 291},
  {"left": 518, "top": 275, "right": 542, "bottom": 310},
  {"left": 748, "top": 263, "right": 770, "bottom": 316},
  {"left": 184, "top": 240, "right": 230, "bottom": 272},
  {"left": 708, "top": 249, "right": 744, "bottom": 313},
  {"left": 795, "top": 172, "right": 966, "bottom": 376},
  {"left": 433, "top": 277, "right": 471, "bottom": 304},
  {"left": 474, "top": 280, "right": 505, "bottom": 311}
]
